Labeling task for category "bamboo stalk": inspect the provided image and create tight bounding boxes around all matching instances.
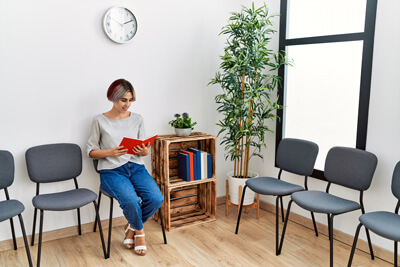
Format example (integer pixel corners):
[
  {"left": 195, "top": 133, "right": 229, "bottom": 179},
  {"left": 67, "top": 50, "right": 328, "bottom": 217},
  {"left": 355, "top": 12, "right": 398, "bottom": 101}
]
[
  {"left": 238, "top": 72, "right": 246, "bottom": 178},
  {"left": 233, "top": 151, "right": 237, "bottom": 177},
  {"left": 234, "top": 139, "right": 240, "bottom": 177},
  {"left": 239, "top": 134, "right": 244, "bottom": 178},
  {"left": 244, "top": 105, "right": 252, "bottom": 178},
  {"left": 235, "top": 112, "right": 241, "bottom": 177},
  {"left": 244, "top": 70, "right": 257, "bottom": 178}
]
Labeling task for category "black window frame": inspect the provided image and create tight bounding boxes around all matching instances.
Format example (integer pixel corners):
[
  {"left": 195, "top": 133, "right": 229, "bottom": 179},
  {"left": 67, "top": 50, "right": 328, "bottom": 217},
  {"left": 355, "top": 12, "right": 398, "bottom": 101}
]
[{"left": 276, "top": 0, "right": 378, "bottom": 180}]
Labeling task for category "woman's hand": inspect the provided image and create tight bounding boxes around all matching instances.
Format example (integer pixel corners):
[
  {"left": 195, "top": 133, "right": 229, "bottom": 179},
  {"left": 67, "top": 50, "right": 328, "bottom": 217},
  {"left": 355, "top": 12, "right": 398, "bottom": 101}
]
[
  {"left": 108, "top": 146, "right": 128, "bottom": 157},
  {"left": 133, "top": 143, "right": 150, "bottom": 157}
]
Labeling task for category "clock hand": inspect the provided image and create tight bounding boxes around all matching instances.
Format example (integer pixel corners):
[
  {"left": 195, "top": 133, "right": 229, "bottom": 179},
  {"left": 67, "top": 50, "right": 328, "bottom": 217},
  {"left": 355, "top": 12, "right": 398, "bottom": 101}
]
[
  {"left": 112, "top": 18, "right": 122, "bottom": 26},
  {"left": 123, "top": 19, "right": 134, "bottom": 25}
]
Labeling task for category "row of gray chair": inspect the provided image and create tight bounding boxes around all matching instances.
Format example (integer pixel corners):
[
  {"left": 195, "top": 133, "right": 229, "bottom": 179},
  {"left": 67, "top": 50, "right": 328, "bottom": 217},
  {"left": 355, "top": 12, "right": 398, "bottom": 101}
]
[
  {"left": 236, "top": 138, "right": 399, "bottom": 267},
  {"left": 1, "top": 144, "right": 107, "bottom": 267},
  {"left": 2, "top": 143, "right": 168, "bottom": 267}
]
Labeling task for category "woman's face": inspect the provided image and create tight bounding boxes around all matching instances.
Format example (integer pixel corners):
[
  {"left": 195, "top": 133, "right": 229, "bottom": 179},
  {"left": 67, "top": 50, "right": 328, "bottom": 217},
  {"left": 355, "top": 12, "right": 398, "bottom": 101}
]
[{"left": 114, "top": 91, "right": 134, "bottom": 112}]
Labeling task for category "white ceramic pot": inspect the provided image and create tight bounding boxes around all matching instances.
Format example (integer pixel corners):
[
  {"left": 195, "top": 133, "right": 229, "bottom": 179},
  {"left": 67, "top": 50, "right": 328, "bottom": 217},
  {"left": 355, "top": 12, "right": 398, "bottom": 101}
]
[
  {"left": 227, "top": 170, "right": 258, "bottom": 205},
  {"left": 175, "top": 128, "right": 192, "bottom": 137}
]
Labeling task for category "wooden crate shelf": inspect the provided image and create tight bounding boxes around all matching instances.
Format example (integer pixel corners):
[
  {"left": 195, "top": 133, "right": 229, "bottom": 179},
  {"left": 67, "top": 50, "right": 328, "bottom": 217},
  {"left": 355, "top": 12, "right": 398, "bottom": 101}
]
[{"left": 152, "top": 132, "right": 217, "bottom": 230}]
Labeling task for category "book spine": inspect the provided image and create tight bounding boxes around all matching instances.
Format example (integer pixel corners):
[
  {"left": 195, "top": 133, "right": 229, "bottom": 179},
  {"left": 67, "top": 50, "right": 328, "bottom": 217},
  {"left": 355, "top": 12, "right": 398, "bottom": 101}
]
[
  {"left": 200, "top": 151, "right": 206, "bottom": 179},
  {"left": 177, "top": 152, "right": 190, "bottom": 181}
]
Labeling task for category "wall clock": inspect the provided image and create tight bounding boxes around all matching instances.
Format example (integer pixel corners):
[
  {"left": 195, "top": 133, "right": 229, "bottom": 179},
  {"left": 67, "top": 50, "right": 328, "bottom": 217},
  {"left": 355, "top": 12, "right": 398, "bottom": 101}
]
[{"left": 103, "top": 7, "right": 137, "bottom": 44}]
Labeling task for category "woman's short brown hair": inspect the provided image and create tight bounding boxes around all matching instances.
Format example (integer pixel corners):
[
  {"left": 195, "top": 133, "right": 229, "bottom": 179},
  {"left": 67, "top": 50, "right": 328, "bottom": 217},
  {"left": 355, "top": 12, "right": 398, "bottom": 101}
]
[{"left": 107, "top": 79, "right": 136, "bottom": 102}]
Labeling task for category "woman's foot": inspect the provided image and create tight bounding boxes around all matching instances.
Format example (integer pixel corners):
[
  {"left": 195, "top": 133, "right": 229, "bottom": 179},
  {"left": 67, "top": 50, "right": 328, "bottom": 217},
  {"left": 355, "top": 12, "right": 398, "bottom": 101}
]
[
  {"left": 123, "top": 223, "right": 135, "bottom": 249},
  {"left": 134, "top": 229, "right": 147, "bottom": 256}
]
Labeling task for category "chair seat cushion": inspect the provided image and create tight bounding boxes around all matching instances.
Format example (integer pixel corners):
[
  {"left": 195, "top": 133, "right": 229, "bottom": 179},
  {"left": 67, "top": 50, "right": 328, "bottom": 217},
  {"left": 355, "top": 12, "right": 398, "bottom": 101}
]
[
  {"left": 0, "top": 200, "right": 25, "bottom": 222},
  {"left": 32, "top": 188, "right": 97, "bottom": 211},
  {"left": 100, "top": 185, "right": 113, "bottom": 198},
  {"left": 291, "top": 190, "right": 360, "bottom": 214},
  {"left": 246, "top": 177, "right": 304, "bottom": 196},
  {"left": 360, "top": 211, "right": 400, "bottom": 241}
]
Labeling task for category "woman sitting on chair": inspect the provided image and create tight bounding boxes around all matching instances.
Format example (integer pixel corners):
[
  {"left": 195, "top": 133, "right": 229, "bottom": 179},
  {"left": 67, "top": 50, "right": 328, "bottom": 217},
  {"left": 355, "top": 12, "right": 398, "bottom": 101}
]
[{"left": 86, "top": 79, "right": 163, "bottom": 256}]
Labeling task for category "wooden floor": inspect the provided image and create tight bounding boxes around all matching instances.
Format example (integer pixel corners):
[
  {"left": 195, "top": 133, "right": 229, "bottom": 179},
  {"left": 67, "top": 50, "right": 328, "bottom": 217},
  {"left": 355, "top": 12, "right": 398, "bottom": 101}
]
[{"left": 0, "top": 204, "right": 392, "bottom": 267}]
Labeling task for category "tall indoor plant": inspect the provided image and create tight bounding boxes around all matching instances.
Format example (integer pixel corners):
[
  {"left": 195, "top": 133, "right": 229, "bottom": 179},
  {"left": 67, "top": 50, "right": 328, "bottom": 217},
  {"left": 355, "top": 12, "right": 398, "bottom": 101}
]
[{"left": 209, "top": 3, "right": 291, "bottom": 204}]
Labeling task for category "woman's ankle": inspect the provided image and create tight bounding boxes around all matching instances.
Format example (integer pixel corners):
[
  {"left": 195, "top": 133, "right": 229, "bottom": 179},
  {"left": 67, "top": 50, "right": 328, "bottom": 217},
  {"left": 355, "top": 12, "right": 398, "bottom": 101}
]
[{"left": 136, "top": 228, "right": 145, "bottom": 235}]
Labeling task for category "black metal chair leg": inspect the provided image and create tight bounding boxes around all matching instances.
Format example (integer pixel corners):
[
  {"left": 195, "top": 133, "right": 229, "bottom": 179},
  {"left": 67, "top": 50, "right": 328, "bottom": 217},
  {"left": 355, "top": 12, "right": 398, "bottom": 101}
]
[
  {"left": 93, "top": 201, "right": 107, "bottom": 259},
  {"left": 329, "top": 214, "right": 335, "bottom": 267},
  {"left": 158, "top": 208, "right": 167, "bottom": 244},
  {"left": 31, "top": 208, "right": 37, "bottom": 246},
  {"left": 275, "top": 197, "right": 280, "bottom": 255},
  {"left": 310, "top": 212, "right": 318, "bottom": 237},
  {"left": 77, "top": 208, "right": 82, "bottom": 235},
  {"left": 93, "top": 189, "right": 102, "bottom": 232},
  {"left": 9, "top": 217, "right": 17, "bottom": 250},
  {"left": 348, "top": 223, "right": 363, "bottom": 267},
  {"left": 327, "top": 214, "right": 332, "bottom": 241},
  {"left": 106, "top": 197, "right": 113, "bottom": 258},
  {"left": 278, "top": 199, "right": 293, "bottom": 255},
  {"left": 280, "top": 197, "right": 285, "bottom": 222},
  {"left": 235, "top": 185, "right": 247, "bottom": 234},
  {"left": 37, "top": 210, "right": 44, "bottom": 267},
  {"left": 395, "top": 241, "right": 398, "bottom": 267},
  {"left": 18, "top": 214, "right": 33, "bottom": 267},
  {"left": 365, "top": 228, "right": 375, "bottom": 260}
]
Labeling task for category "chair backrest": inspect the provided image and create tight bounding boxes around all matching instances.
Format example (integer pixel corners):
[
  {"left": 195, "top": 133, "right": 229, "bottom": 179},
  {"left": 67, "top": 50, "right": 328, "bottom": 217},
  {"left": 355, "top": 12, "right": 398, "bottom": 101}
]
[
  {"left": 276, "top": 138, "right": 319, "bottom": 176},
  {"left": 391, "top": 161, "right": 400, "bottom": 200},
  {"left": 0, "top": 150, "right": 14, "bottom": 190},
  {"left": 93, "top": 159, "right": 100, "bottom": 174},
  {"left": 324, "top": 146, "right": 377, "bottom": 191},
  {"left": 25, "top": 143, "right": 82, "bottom": 183}
]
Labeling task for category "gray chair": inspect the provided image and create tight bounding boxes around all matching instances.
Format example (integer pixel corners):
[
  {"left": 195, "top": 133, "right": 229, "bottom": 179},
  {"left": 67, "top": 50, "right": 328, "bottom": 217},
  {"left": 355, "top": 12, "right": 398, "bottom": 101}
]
[
  {"left": 25, "top": 143, "right": 106, "bottom": 267},
  {"left": 92, "top": 159, "right": 167, "bottom": 258},
  {"left": 279, "top": 146, "right": 378, "bottom": 267},
  {"left": 235, "top": 138, "right": 319, "bottom": 255},
  {"left": 0, "top": 150, "right": 32, "bottom": 267},
  {"left": 348, "top": 161, "right": 400, "bottom": 267}
]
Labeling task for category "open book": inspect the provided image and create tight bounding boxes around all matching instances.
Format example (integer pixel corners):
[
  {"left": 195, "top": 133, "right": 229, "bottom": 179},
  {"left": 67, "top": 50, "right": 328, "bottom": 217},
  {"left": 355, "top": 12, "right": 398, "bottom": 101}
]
[{"left": 119, "top": 134, "right": 158, "bottom": 155}]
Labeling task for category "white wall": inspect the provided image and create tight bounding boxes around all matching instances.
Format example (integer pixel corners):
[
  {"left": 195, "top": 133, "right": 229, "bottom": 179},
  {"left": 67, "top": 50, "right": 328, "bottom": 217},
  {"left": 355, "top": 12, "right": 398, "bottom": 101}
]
[
  {"left": 0, "top": 0, "right": 272, "bottom": 242},
  {"left": 0, "top": 0, "right": 398, "bottom": 254}
]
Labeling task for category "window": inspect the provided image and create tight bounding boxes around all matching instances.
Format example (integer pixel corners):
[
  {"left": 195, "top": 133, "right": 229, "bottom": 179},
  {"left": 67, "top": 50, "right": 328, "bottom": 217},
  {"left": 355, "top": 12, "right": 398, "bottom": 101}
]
[{"left": 276, "top": 0, "right": 378, "bottom": 179}]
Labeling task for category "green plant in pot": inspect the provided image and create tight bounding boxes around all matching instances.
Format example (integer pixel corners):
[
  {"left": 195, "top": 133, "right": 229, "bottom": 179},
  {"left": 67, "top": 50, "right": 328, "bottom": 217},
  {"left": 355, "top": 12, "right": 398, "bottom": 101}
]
[
  {"left": 168, "top": 113, "right": 197, "bottom": 137},
  {"left": 209, "top": 3, "right": 292, "bottom": 205}
]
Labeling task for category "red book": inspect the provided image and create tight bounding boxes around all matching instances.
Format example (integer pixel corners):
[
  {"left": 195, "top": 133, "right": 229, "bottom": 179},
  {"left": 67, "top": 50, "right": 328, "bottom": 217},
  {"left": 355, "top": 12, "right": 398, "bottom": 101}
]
[
  {"left": 179, "top": 150, "right": 194, "bottom": 181},
  {"left": 119, "top": 135, "right": 158, "bottom": 155}
]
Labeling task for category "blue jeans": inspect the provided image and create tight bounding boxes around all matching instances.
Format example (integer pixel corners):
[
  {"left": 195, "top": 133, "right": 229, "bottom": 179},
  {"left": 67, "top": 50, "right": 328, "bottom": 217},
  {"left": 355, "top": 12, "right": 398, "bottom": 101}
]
[{"left": 100, "top": 162, "right": 164, "bottom": 231}]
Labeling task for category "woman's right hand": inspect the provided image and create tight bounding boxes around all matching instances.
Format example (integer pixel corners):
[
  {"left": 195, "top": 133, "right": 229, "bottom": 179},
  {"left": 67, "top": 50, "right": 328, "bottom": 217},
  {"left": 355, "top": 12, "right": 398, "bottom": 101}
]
[{"left": 107, "top": 146, "right": 128, "bottom": 157}]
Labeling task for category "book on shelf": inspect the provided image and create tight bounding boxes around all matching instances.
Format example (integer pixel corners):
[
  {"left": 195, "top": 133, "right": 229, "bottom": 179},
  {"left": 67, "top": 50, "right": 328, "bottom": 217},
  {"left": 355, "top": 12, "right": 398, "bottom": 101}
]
[
  {"left": 201, "top": 151, "right": 207, "bottom": 179},
  {"left": 179, "top": 150, "right": 194, "bottom": 181},
  {"left": 207, "top": 152, "right": 212, "bottom": 178},
  {"left": 200, "top": 151, "right": 213, "bottom": 179},
  {"left": 177, "top": 152, "right": 191, "bottom": 181},
  {"left": 119, "top": 134, "right": 158, "bottom": 155},
  {"left": 199, "top": 151, "right": 205, "bottom": 179}
]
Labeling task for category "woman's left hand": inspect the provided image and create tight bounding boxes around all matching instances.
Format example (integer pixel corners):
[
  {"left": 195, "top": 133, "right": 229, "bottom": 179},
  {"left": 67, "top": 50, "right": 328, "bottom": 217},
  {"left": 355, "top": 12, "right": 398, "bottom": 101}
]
[{"left": 133, "top": 143, "right": 151, "bottom": 156}]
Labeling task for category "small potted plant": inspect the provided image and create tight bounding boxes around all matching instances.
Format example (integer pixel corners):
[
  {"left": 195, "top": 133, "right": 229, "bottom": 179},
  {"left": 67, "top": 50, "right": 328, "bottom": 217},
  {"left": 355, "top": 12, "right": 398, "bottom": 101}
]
[{"left": 168, "top": 112, "right": 197, "bottom": 137}]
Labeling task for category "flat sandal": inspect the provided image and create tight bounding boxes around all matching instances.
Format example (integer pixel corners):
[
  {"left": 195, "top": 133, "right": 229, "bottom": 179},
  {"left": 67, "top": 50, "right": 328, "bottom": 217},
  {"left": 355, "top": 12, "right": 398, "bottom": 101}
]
[
  {"left": 123, "top": 223, "right": 135, "bottom": 249},
  {"left": 134, "top": 234, "right": 147, "bottom": 256}
]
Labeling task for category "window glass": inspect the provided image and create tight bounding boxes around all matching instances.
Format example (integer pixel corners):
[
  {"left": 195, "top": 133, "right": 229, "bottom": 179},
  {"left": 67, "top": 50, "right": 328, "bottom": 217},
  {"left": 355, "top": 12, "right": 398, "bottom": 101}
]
[
  {"left": 287, "top": 0, "right": 367, "bottom": 39},
  {"left": 283, "top": 41, "right": 363, "bottom": 169}
]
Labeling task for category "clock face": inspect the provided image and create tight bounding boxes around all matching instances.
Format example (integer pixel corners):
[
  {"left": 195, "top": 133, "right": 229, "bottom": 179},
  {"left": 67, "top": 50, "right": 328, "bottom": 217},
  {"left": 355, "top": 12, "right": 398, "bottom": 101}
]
[{"left": 103, "top": 7, "right": 137, "bottom": 44}]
